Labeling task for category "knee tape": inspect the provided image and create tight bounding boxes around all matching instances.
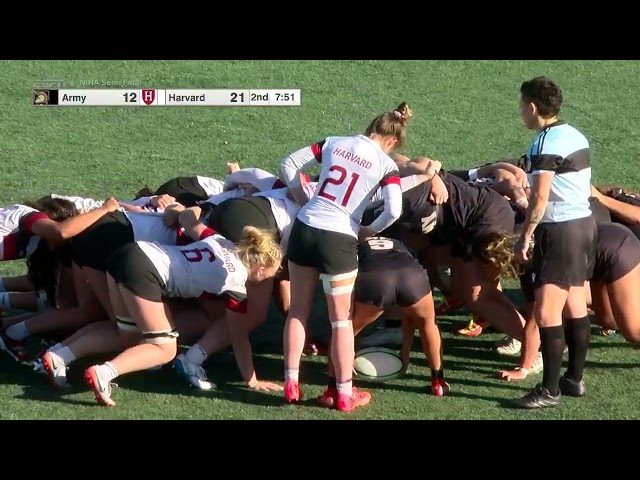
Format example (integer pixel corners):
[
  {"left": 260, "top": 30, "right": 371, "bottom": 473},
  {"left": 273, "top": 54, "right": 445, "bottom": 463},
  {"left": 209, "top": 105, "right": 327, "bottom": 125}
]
[
  {"left": 116, "top": 316, "right": 140, "bottom": 332},
  {"left": 320, "top": 270, "right": 358, "bottom": 296},
  {"left": 331, "top": 320, "right": 352, "bottom": 330},
  {"left": 142, "top": 328, "right": 179, "bottom": 345}
]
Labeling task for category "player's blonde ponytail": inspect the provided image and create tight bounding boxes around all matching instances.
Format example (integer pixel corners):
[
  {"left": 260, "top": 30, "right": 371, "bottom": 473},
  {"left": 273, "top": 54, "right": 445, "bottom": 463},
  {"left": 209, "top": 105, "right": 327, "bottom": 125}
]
[
  {"left": 365, "top": 101, "right": 413, "bottom": 149},
  {"left": 235, "top": 226, "right": 284, "bottom": 271}
]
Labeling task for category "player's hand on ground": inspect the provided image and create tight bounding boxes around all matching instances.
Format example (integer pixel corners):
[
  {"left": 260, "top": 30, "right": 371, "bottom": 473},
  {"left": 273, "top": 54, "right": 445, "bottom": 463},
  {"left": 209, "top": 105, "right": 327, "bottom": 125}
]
[
  {"left": 250, "top": 380, "right": 284, "bottom": 392},
  {"left": 151, "top": 194, "right": 176, "bottom": 210},
  {"left": 102, "top": 197, "right": 120, "bottom": 212},
  {"left": 497, "top": 368, "right": 527, "bottom": 382}
]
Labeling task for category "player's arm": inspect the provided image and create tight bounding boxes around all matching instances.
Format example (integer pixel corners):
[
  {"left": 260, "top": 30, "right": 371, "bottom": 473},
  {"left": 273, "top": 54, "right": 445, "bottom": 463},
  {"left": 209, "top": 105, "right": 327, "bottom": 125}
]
[
  {"left": 176, "top": 206, "right": 215, "bottom": 241},
  {"left": 28, "top": 197, "right": 120, "bottom": 249},
  {"left": 163, "top": 202, "right": 186, "bottom": 226},
  {"left": 223, "top": 292, "right": 257, "bottom": 384},
  {"left": 279, "top": 140, "right": 325, "bottom": 188},
  {"left": 519, "top": 148, "right": 561, "bottom": 241},
  {"left": 361, "top": 168, "right": 403, "bottom": 237},
  {"left": 591, "top": 188, "right": 640, "bottom": 225}
]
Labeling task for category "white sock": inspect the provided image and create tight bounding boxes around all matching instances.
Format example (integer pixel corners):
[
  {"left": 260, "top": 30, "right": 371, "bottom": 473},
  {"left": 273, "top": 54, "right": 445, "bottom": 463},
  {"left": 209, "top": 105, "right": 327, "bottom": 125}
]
[
  {"left": 55, "top": 346, "right": 76, "bottom": 365},
  {"left": 185, "top": 344, "right": 208, "bottom": 366},
  {"left": 337, "top": 380, "right": 352, "bottom": 396},
  {"left": 48, "top": 343, "right": 64, "bottom": 353},
  {"left": 5, "top": 321, "right": 29, "bottom": 341},
  {"left": 284, "top": 369, "right": 299, "bottom": 382},
  {"left": 0, "top": 292, "right": 12, "bottom": 310},
  {"left": 97, "top": 362, "right": 119, "bottom": 382}
]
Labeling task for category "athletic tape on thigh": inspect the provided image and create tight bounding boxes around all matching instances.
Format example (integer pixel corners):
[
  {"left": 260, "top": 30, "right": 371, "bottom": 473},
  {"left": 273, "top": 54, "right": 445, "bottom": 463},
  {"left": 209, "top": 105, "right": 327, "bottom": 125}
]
[
  {"left": 331, "top": 320, "right": 352, "bottom": 330},
  {"left": 116, "top": 316, "right": 140, "bottom": 332},
  {"left": 320, "top": 269, "right": 358, "bottom": 295},
  {"left": 142, "top": 328, "right": 179, "bottom": 344}
]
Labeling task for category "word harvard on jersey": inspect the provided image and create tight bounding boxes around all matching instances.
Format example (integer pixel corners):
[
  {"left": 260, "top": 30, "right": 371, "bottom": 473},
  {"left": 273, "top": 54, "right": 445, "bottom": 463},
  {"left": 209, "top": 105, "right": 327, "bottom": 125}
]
[{"left": 333, "top": 147, "right": 372, "bottom": 169}]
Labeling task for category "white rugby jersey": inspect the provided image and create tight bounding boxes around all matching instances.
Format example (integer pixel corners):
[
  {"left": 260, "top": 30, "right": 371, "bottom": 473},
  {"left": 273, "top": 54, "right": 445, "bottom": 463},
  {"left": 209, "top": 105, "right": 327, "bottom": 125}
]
[
  {"left": 51, "top": 194, "right": 159, "bottom": 213},
  {"left": 0, "top": 205, "right": 47, "bottom": 260},
  {"left": 124, "top": 211, "right": 187, "bottom": 245},
  {"left": 224, "top": 168, "right": 280, "bottom": 193},
  {"left": 196, "top": 176, "right": 225, "bottom": 196},
  {"left": 254, "top": 182, "right": 317, "bottom": 249},
  {"left": 137, "top": 229, "right": 248, "bottom": 312},
  {"left": 280, "top": 135, "right": 402, "bottom": 237}
]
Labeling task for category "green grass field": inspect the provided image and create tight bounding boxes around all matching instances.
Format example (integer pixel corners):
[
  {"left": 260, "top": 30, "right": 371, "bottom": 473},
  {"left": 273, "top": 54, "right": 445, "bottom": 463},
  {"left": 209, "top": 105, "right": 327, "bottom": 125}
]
[{"left": 1, "top": 60, "right": 639, "bottom": 420}]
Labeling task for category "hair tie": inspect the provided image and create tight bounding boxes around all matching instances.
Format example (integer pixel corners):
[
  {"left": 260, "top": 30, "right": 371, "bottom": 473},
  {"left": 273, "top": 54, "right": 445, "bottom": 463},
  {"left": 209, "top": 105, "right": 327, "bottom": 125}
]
[{"left": 393, "top": 110, "right": 402, "bottom": 119}]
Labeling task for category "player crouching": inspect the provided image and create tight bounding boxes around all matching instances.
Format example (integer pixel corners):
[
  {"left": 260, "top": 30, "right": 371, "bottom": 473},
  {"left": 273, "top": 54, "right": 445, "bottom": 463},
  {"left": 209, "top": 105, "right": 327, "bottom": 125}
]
[{"left": 317, "top": 236, "right": 449, "bottom": 409}]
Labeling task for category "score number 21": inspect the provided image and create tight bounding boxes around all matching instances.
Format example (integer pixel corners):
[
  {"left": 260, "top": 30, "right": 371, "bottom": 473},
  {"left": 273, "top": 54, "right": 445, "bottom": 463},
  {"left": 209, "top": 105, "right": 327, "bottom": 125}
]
[{"left": 317, "top": 165, "right": 360, "bottom": 207}]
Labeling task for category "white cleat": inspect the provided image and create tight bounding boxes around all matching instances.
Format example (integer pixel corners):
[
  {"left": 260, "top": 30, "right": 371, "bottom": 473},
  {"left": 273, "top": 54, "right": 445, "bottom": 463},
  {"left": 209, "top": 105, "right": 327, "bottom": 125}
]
[
  {"left": 84, "top": 365, "right": 116, "bottom": 407},
  {"left": 41, "top": 352, "right": 72, "bottom": 389},
  {"left": 495, "top": 336, "right": 522, "bottom": 356}
]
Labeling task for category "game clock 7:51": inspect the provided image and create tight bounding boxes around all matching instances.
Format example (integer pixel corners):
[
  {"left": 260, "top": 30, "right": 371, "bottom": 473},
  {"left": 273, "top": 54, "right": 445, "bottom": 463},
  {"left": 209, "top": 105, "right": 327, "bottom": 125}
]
[{"left": 275, "top": 92, "right": 295, "bottom": 102}]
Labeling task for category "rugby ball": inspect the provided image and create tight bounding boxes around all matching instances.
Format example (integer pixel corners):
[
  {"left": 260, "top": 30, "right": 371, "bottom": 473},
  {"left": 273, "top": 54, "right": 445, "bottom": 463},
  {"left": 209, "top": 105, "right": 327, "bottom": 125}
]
[{"left": 354, "top": 347, "right": 404, "bottom": 382}]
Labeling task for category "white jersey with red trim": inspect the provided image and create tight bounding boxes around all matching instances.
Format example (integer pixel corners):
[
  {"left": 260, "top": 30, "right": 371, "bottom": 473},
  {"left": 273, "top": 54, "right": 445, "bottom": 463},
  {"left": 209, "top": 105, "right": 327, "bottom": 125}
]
[
  {"left": 0, "top": 205, "right": 38, "bottom": 236},
  {"left": 281, "top": 135, "right": 401, "bottom": 237},
  {"left": 254, "top": 182, "right": 318, "bottom": 248},
  {"left": 0, "top": 205, "right": 47, "bottom": 260},
  {"left": 136, "top": 229, "right": 248, "bottom": 311},
  {"left": 124, "top": 211, "right": 186, "bottom": 245}
]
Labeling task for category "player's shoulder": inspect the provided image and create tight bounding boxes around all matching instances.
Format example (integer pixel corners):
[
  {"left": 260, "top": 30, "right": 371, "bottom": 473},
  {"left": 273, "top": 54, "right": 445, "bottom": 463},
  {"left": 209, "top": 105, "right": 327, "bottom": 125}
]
[{"left": 540, "top": 122, "right": 589, "bottom": 153}]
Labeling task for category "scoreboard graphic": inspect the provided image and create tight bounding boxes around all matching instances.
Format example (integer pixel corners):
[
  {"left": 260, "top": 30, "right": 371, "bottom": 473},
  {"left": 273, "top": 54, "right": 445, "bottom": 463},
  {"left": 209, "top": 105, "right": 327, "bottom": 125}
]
[{"left": 32, "top": 86, "right": 301, "bottom": 107}]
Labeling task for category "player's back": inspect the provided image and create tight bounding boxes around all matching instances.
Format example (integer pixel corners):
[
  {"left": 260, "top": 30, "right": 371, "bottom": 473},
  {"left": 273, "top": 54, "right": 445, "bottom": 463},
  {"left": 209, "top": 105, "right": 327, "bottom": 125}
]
[
  {"left": 0, "top": 204, "right": 39, "bottom": 235},
  {"left": 124, "top": 211, "right": 178, "bottom": 244},
  {"left": 357, "top": 237, "right": 418, "bottom": 273},
  {"left": 138, "top": 234, "right": 247, "bottom": 299},
  {"left": 298, "top": 135, "right": 397, "bottom": 237}
]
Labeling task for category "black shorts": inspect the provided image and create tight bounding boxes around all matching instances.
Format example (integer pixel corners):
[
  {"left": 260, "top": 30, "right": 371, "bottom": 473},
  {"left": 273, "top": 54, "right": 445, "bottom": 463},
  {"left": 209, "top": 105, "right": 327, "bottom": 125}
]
[
  {"left": 106, "top": 243, "right": 166, "bottom": 302},
  {"left": 71, "top": 211, "right": 134, "bottom": 271},
  {"left": 286, "top": 218, "right": 358, "bottom": 275},
  {"left": 207, "top": 196, "right": 279, "bottom": 244},
  {"left": 155, "top": 177, "right": 208, "bottom": 207},
  {"left": 531, "top": 215, "right": 597, "bottom": 289},
  {"left": 454, "top": 192, "right": 515, "bottom": 261},
  {"left": 592, "top": 223, "right": 640, "bottom": 284},
  {"left": 520, "top": 269, "right": 535, "bottom": 303},
  {"left": 355, "top": 264, "right": 431, "bottom": 310}
]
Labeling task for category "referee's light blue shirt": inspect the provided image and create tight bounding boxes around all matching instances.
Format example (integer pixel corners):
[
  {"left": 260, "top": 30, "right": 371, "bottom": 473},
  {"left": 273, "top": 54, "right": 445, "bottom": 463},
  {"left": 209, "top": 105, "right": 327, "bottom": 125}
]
[{"left": 524, "top": 122, "right": 592, "bottom": 223}]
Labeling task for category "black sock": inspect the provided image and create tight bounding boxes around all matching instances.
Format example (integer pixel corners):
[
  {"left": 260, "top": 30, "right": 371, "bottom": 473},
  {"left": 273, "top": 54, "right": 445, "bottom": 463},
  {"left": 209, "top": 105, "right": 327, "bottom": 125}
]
[
  {"left": 384, "top": 319, "right": 402, "bottom": 329},
  {"left": 431, "top": 369, "right": 444, "bottom": 380},
  {"left": 327, "top": 375, "right": 335, "bottom": 388},
  {"left": 539, "top": 325, "right": 565, "bottom": 396},
  {"left": 564, "top": 316, "right": 591, "bottom": 382}
]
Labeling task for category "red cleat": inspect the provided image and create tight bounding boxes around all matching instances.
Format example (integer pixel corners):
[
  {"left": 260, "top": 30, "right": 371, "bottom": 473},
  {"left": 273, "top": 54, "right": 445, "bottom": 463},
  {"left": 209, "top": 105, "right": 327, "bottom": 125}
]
[
  {"left": 435, "top": 296, "right": 464, "bottom": 315},
  {"left": 337, "top": 388, "right": 371, "bottom": 412},
  {"left": 431, "top": 378, "right": 450, "bottom": 397},
  {"left": 284, "top": 379, "right": 303, "bottom": 404},
  {"left": 316, "top": 386, "right": 338, "bottom": 409}
]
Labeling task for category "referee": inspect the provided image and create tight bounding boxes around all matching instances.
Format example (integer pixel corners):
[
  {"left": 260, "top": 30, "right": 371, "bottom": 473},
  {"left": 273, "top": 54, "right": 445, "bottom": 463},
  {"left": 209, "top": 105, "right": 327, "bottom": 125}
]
[{"left": 512, "top": 76, "right": 597, "bottom": 409}]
